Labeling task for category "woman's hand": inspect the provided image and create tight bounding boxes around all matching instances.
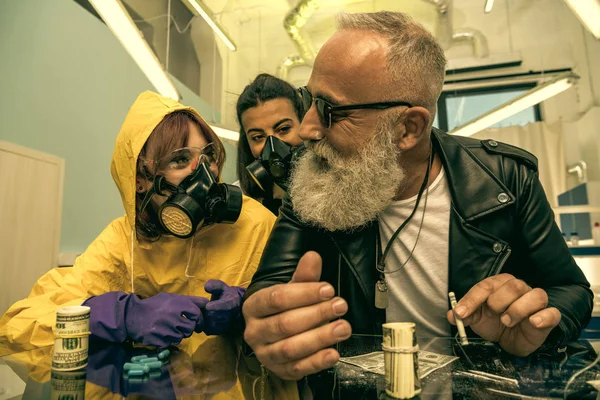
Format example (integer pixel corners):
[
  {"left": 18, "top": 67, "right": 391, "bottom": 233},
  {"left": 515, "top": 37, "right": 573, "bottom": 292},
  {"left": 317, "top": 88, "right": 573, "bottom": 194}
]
[{"left": 202, "top": 280, "right": 247, "bottom": 335}]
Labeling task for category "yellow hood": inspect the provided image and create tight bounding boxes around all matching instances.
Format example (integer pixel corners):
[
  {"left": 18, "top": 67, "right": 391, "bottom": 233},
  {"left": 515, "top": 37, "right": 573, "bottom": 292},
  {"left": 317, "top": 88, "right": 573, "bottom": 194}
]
[{"left": 110, "top": 91, "right": 198, "bottom": 228}]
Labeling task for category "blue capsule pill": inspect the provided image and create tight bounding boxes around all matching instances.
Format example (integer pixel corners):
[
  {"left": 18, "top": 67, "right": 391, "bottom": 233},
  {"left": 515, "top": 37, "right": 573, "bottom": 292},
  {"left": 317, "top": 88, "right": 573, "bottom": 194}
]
[
  {"left": 128, "top": 369, "right": 145, "bottom": 377},
  {"left": 124, "top": 364, "right": 148, "bottom": 372},
  {"left": 127, "top": 377, "right": 147, "bottom": 384},
  {"left": 140, "top": 357, "right": 159, "bottom": 363},
  {"left": 145, "top": 361, "right": 163, "bottom": 369},
  {"left": 157, "top": 350, "right": 170, "bottom": 359},
  {"left": 136, "top": 365, "right": 150, "bottom": 373},
  {"left": 148, "top": 370, "right": 162, "bottom": 379},
  {"left": 131, "top": 355, "right": 148, "bottom": 362}
]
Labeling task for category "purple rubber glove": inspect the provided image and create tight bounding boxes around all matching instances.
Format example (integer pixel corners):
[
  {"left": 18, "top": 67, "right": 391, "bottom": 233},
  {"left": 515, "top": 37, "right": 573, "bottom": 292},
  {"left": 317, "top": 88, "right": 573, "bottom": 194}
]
[
  {"left": 202, "top": 280, "right": 246, "bottom": 336},
  {"left": 84, "top": 292, "right": 209, "bottom": 348}
]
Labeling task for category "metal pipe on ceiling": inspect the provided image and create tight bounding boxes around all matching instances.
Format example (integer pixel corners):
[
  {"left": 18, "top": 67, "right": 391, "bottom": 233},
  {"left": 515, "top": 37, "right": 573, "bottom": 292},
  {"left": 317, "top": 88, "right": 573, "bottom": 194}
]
[{"left": 277, "top": 0, "right": 326, "bottom": 81}]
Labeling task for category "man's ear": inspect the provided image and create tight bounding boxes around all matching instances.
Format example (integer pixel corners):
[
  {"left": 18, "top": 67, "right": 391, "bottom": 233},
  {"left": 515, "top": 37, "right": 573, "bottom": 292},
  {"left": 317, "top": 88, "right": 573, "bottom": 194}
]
[
  {"left": 135, "top": 176, "right": 151, "bottom": 193},
  {"left": 398, "top": 107, "right": 430, "bottom": 151}
]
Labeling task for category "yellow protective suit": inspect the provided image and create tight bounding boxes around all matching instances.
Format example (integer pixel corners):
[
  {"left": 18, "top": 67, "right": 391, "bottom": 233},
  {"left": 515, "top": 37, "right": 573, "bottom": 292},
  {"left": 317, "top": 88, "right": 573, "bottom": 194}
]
[{"left": 0, "top": 91, "right": 276, "bottom": 355}]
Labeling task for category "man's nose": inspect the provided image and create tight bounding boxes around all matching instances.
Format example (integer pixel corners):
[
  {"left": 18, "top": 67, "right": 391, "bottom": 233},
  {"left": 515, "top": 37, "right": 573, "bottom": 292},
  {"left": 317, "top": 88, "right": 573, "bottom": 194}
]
[{"left": 299, "top": 106, "right": 324, "bottom": 141}]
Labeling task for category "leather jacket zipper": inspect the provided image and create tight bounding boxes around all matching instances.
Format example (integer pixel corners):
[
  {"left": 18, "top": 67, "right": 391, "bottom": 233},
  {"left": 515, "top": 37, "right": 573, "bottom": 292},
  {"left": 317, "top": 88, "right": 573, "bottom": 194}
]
[{"left": 330, "top": 238, "right": 370, "bottom": 301}]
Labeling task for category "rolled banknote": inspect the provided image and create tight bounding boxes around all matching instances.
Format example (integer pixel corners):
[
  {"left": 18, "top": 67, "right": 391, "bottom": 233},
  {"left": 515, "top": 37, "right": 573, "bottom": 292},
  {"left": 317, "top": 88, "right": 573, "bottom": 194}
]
[
  {"left": 382, "top": 322, "right": 421, "bottom": 399},
  {"left": 50, "top": 369, "right": 87, "bottom": 400},
  {"left": 52, "top": 306, "right": 91, "bottom": 371}
]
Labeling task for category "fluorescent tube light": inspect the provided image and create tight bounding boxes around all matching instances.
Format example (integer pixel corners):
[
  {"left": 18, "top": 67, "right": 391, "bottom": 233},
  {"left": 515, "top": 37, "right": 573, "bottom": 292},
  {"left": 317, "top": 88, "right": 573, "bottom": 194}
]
[
  {"left": 88, "top": 0, "right": 180, "bottom": 100},
  {"left": 450, "top": 72, "right": 579, "bottom": 137},
  {"left": 182, "top": 0, "right": 237, "bottom": 51},
  {"left": 564, "top": 0, "right": 600, "bottom": 39},
  {"left": 484, "top": 0, "right": 494, "bottom": 13},
  {"left": 210, "top": 125, "right": 239, "bottom": 142}
]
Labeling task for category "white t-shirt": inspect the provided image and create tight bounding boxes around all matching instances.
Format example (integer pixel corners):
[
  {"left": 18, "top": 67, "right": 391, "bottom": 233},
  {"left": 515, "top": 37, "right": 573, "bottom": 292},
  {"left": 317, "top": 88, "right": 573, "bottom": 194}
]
[{"left": 379, "top": 167, "right": 451, "bottom": 339}]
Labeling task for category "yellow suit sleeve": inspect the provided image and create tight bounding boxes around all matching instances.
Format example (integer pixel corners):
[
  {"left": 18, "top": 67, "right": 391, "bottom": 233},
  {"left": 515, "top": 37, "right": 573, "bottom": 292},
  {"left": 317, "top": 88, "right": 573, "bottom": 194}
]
[{"left": 0, "top": 218, "right": 130, "bottom": 356}]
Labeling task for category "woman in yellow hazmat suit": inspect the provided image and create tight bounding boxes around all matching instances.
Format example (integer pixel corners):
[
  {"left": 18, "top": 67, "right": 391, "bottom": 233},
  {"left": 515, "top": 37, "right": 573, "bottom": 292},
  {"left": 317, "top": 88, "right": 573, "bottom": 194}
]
[{"left": 0, "top": 91, "right": 275, "bottom": 354}]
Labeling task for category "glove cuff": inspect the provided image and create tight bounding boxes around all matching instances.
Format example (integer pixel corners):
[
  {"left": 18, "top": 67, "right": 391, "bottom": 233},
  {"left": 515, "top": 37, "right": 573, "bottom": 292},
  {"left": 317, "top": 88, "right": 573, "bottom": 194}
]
[
  {"left": 235, "top": 287, "right": 247, "bottom": 298},
  {"left": 123, "top": 293, "right": 145, "bottom": 342},
  {"left": 84, "top": 291, "right": 136, "bottom": 343}
]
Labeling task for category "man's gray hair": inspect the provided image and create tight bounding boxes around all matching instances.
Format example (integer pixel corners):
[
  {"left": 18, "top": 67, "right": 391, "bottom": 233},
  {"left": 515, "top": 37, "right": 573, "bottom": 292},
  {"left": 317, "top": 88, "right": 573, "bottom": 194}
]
[{"left": 337, "top": 11, "right": 446, "bottom": 112}]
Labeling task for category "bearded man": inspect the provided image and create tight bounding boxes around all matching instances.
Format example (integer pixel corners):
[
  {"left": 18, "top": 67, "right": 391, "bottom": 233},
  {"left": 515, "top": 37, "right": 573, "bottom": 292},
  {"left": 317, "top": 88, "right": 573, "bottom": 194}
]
[{"left": 242, "top": 11, "right": 592, "bottom": 381}]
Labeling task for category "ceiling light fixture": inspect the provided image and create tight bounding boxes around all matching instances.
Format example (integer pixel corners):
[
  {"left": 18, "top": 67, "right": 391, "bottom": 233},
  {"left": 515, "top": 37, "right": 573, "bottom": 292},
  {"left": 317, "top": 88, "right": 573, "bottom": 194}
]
[
  {"left": 209, "top": 125, "right": 239, "bottom": 142},
  {"left": 182, "top": 0, "right": 237, "bottom": 51},
  {"left": 88, "top": 0, "right": 179, "bottom": 100},
  {"left": 484, "top": 0, "right": 494, "bottom": 13},
  {"left": 450, "top": 72, "right": 579, "bottom": 137}
]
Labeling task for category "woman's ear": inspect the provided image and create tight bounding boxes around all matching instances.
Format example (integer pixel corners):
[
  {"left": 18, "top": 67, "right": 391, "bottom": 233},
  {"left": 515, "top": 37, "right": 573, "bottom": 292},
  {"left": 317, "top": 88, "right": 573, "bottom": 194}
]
[
  {"left": 136, "top": 176, "right": 151, "bottom": 193},
  {"left": 397, "top": 107, "right": 430, "bottom": 151}
]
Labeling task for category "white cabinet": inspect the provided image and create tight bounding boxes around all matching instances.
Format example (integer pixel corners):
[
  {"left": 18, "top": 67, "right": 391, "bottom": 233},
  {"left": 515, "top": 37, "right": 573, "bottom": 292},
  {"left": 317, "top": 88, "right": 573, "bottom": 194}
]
[{"left": 0, "top": 141, "right": 64, "bottom": 315}]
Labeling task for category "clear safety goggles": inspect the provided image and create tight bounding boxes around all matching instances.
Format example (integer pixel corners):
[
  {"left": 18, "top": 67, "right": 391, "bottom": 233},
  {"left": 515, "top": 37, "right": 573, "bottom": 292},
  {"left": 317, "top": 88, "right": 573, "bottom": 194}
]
[{"left": 146, "top": 143, "right": 218, "bottom": 175}]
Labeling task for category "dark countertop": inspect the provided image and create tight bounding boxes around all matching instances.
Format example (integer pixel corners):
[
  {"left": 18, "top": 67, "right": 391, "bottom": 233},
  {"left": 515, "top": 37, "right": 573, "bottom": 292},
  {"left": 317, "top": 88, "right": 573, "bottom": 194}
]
[{"left": 1, "top": 335, "right": 600, "bottom": 399}]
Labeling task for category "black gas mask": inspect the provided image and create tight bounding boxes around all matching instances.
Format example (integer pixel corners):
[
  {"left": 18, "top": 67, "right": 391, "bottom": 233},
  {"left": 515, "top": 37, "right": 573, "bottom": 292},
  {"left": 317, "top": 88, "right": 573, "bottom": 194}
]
[
  {"left": 246, "top": 136, "right": 303, "bottom": 193},
  {"left": 141, "top": 151, "right": 242, "bottom": 238}
]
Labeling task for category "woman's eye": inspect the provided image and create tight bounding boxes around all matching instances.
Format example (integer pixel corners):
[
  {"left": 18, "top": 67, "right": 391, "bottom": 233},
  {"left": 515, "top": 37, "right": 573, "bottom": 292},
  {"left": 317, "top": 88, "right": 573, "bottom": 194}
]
[
  {"left": 278, "top": 126, "right": 291, "bottom": 134},
  {"left": 168, "top": 157, "right": 190, "bottom": 169},
  {"left": 203, "top": 150, "right": 215, "bottom": 162},
  {"left": 251, "top": 135, "right": 265, "bottom": 143}
]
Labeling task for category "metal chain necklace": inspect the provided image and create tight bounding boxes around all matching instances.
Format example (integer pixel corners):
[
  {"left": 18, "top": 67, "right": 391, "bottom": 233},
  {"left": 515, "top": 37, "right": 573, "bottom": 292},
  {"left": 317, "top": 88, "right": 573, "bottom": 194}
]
[{"left": 374, "top": 145, "right": 434, "bottom": 309}]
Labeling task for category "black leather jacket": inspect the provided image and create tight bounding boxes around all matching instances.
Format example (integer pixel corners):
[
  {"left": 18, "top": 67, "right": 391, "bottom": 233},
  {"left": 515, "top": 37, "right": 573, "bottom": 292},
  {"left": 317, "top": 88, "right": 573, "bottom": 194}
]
[{"left": 246, "top": 129, "right": 593, "bottom": 346}]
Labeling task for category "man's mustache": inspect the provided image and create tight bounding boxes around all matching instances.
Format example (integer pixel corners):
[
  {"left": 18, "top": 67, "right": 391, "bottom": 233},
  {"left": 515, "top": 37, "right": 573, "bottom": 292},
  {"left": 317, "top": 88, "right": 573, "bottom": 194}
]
[{"left": 305, "top": 139, "right": 338, "bottom": 162}]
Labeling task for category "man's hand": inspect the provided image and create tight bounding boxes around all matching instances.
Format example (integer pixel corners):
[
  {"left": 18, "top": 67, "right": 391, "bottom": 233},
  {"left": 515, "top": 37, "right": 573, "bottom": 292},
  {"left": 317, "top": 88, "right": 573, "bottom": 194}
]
[
  {"left": 447, "top": 274, "right": 561, "bottom": 356},
  {"left": 242, "top": 251, "right": 352, "bottom": 380}
]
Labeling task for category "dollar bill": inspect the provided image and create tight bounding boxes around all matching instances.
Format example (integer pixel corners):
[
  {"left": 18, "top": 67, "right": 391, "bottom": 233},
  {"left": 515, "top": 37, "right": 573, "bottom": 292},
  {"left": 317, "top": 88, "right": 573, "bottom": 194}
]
[
  {"left": 52, "top": 306, "right": 90, "bottom": 371},
  {"left": 50, "top": 369, "right": 87, "bottom": 400},
  {"left": 382, "top": 323, "right": 421, "bottom": 398},
  {"left": 339, "top": 350, "right": 458, "bottom": 379}
]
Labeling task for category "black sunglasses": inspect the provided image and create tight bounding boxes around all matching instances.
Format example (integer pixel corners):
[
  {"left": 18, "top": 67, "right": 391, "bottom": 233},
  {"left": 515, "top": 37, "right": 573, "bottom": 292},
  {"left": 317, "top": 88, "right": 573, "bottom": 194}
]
[{"left": 298, "top": 86, "right": 413, "bottom": 129}]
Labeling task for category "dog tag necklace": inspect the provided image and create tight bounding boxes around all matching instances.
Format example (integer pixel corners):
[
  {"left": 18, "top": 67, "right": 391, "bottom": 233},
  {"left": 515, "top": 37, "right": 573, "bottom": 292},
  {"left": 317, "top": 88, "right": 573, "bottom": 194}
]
[{"left": 375, "top": 148, "right": 433, "bottom": 309}]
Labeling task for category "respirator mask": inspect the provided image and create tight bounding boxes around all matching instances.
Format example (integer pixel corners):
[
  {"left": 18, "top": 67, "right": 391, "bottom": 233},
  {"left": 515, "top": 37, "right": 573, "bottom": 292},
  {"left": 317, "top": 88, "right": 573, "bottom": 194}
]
[
  {"left": 140, "top": 144, "right": 242, "bottom": 238},
  {"left": 246, "top": 136, "right": 304, "bottom": 193}
]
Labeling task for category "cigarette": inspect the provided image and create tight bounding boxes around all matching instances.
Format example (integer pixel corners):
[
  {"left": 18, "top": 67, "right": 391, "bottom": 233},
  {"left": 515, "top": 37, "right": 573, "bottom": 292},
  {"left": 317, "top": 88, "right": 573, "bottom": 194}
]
[
  {"left": 449, "top": 292, "right": 469, "bottom": 345},
  {"left": 467, "top": 370, "right": 519, "bottom": 386},
  {"left": 454, "top": 371, "right": 518, "bottom": 386}
]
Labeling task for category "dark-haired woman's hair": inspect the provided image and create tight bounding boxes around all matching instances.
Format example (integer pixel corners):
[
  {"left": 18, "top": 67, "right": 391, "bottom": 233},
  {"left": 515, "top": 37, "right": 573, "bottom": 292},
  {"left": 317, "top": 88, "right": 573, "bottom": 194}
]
[
  {"left": 235, "top": 73, "right": 304, "bottom": 209},
  {"left": 135, "top": 110, "right": 226, "bottom": 242}
]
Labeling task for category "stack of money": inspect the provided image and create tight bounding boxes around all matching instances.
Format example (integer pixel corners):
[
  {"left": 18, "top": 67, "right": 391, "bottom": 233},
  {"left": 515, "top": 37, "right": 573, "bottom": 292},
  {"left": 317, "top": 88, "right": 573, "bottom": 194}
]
[
  {"left": 339, "top": 349, "right": 458, "bottom": 379},
  {"left": 382, "top": 322, "right": 421, "bottom": 399},
  {"left": 50, "top": 369, "right": 87, "bottom": 400},
  {"left": 52, "top": 306, "right": 91, "bottom": 371}
]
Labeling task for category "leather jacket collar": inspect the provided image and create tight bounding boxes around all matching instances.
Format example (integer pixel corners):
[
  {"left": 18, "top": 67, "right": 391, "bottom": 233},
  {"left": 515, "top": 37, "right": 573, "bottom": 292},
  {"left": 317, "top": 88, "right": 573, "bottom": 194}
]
[{"left": 432, "top": 128, "right": 515, "bottom": 222}]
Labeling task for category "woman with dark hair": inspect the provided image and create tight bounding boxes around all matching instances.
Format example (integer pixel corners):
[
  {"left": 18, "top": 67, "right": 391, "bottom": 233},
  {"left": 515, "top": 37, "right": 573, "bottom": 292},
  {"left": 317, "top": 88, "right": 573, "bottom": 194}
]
[
  {"left": 0, "top": 91, "right": 275, "bottom": 351},
  {"left": 236, "top": 73, "right": 305, "bottom": 214}
]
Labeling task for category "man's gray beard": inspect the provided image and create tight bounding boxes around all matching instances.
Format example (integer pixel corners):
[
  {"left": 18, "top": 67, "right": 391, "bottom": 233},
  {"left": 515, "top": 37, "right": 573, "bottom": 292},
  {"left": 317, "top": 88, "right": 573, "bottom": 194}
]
[{"left": 289, "top": 118, "right": 405, "bottom": 232}]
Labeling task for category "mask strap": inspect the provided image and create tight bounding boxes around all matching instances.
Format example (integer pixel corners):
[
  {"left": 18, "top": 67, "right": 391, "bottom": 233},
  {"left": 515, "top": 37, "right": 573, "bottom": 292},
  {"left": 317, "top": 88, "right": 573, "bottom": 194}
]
[
  {"left": 139, "top": 176, "right": 180, "bottom": 214},
  {"left": 139, "top": 186, "right": 156, "bottom": 214},
  {"left": 184, "top": 236, "right": 195, "bottom": 278},
  {"left": 130, "top": 229, "right": 136, "bottom": 293}
]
